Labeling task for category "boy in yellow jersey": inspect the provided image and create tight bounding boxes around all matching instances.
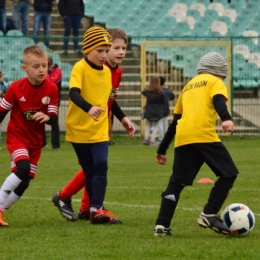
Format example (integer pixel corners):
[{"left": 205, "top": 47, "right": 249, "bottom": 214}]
[
  {"left": 153, "top": 52, "right": 239, "bottom": 236},
  {"left": 65, "top": 26, "right": 134, "bottom": 224}
]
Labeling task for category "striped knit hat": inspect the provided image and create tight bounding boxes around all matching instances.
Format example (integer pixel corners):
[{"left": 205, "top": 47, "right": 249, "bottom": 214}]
[
  {"left": 82, "top": 26, "right": 112, "bottom": 55},
  {"left": 197, "top": 52, "right": 228, "bottom": 78}
]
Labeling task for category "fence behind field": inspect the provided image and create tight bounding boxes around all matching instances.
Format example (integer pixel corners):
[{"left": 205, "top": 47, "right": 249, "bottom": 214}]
[{"left": 1, "top": 35, "right": 260, "bottom": 136}]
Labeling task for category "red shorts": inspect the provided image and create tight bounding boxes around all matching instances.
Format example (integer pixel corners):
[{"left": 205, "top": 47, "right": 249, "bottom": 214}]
[{"left": 7, "top": 139, "right": 42, "bottom": 178}]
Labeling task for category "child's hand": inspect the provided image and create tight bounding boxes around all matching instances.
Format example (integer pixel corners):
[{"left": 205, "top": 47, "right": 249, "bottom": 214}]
[
  {"left": 156, "top": 154, "right": 167, "bottom": 165},
  {"left": 88, "top": 106, "right": 104, "bottom": 121},
  {"left": 33, "top": 112, "right": 50, "bottom": 123},
  {"left": 222, "top": 120, "right": 234, "bottom": 133},
  {"left": 121, "top": 117, "right": 135, "bottom": 137}
]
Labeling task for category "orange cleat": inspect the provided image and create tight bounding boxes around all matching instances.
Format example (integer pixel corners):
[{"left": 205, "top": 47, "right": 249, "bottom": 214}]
[{"left": 0, "top": 210, "right": 9, "bottom": 227}]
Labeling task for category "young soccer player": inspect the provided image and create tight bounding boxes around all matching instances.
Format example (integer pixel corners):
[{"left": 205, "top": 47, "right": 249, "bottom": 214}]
[
  {"left": 0, "top": 45, "right": 59, "bottom": 226},
  {"left": 153, "top": 52, "right": 239, "bottom": 236},
  {"left": 56, "top": 27, "right": 134, "bottom": 225}
]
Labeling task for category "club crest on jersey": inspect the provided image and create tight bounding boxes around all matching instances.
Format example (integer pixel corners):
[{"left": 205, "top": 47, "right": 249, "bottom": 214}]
[
  {"left": 23, "top": 110, "right": 37, "bottom": 121},
  {"left": 42, "top": 96, "right": 51, "bottom": 104}
]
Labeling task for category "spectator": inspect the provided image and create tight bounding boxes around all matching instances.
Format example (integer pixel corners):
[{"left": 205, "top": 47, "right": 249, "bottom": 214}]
[
  {"left": 11, "top": 0, "right": 30, "bottom": 36},
  {"left": 33, "top": 0, "right": 54, "bottom": 48},
  {"left": 141, "top": 77, "right": 166, "bottom": 146},
  {"left": 46, "top": 54, "right": 62, "bottom": 150},
  {"left": 0, "top": 71, "right": 7, "bottom": 149},
  {"left": 58, "top": 0, "right": 84, "bottom": 55},
  {"left": 158, "top": 76, "right": 175, "bottom": 143},
  {"left": 0, "top": 0, "right": 6, "bottom": 34}
]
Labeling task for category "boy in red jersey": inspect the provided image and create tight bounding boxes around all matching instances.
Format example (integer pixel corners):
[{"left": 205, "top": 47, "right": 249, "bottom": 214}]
[
  {"left": 52, "top": 28, "right": 134, "bottom": 223},
  {"left": 0, "top": 45, "right": 59, "bottom": 226}
]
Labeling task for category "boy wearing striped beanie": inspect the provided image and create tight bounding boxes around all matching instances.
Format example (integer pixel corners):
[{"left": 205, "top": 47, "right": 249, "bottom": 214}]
[
  {"left": 154, "top": 52, "right": 239, "bottom": 236},
  {"left": 61, "top": 27, "right": 135, "bottom": 224}
]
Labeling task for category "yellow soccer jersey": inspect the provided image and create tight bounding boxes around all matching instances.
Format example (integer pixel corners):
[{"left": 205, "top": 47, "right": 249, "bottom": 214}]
[
  {"left": 174, "top": 73, "right": 228, "bottom": 147},
  {"left": 65, "top": 59, "right": 112, "bottom": 143}
]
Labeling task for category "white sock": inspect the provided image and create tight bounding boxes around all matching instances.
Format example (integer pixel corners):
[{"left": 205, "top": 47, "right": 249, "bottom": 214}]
[
  {"left": 2, "top": 191, "right": 20, "bottom": 210},
  {"left": 0, "top": 173, "right": 22, "bottom": 208},
  {"left": 90, "top": 207, "right": 97, "bottom": 213}
]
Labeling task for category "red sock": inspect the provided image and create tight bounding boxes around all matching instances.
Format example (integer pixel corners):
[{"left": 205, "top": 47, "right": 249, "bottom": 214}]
[
  {"left": 80, "top": 187, "right": 90, "bottom": 213},
  {"left": 59, "top": 170, "right": 85, "bottom": 199}
]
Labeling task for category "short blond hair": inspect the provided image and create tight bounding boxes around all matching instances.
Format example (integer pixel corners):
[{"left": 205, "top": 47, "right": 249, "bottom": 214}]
[{"left": 22, "top": 45, "right": 47, "bottom": 64}]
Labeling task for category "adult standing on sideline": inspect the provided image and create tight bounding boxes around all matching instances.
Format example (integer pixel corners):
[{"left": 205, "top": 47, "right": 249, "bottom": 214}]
[
  {"left": 11, "top": 0, "right": 30, "bottom": 36},
  {"left": 158, "top": 76, "right": 175, "bottom": 142},
  {"left": 58, "top": 0, "right": 84, "bottom": 55},
  {"left": 0, "top": 0, "right": 6, "bottom": 34},
  {"left": 33, "top": 0, "right": 54, "bottom": 48}
]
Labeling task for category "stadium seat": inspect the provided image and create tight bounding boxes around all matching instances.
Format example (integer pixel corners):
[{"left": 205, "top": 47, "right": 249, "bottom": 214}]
[
  {"left": 226, "top": 3, "right": 245, "bottom": 14},
  {"left": 105, "top": 15, "right": 122, "bottom": 29},
  {"left": 169, "top": 3, "right": 188, "bottom": 16},
  {"left": 6, "top": 29, "right": 23, "bottom": 36},
  {"left": 193, "top": 0, "right": 209, "bottom": 8},
  {"left": 186, "top": 9, "right": 201, "bottom": 20},
  {"left": 243, "top": 30, "right": 259, "bottom": 45},
  {"left": 229, "top": 21, "right": 248, "bottom": 36},
  {"left": 153, "top": 16, "right": 177, "bottom": 32},
  {"left": 217, "top": 16, "right": 232, "bottom": 29},
  {"left": 233, "top": 53, "right": 246, "bottom": 70},
  {"left": 84, "top": 1, "right": 100, "bottom": 17},
  {"left": 247, "top": 52, "right": 260, "bottom": 69},
  {"left": 190, "top": 3, "right": 206, "bottom": 16},
  {"left": 236, "top": 68, "right": 259, "bottom": 88},
  {"left": 222, "top": 9, "right": 237, "bottom": 23},
  {"left": 167, "top": 9, "right": 186, "bottom": 22},
  {"left": 183, "top": 62, "right": 197, "bottom": 78},
  {"left": 183, "top": 16, "right": 196, "bottom": 30},
  {"left": 93, "top": 2, "right": 118, "bottom": 24},
  {"left": 233, "top": 44, "right": 251, "bottom": 60},
  {"left": 208, "top": 3, "right": 225, "bottom": 16},
  {"left": 247, "top": 21, "right": 260, "bottom": 34},
  {"left": 211, "top": 21, "right": 228, "bottom": 36},
  {"left": 0, "top": 31, "right": 3, "bottom": 36},
  {"left": 118, "top": 17, "right": 136, "bottom": 36}
]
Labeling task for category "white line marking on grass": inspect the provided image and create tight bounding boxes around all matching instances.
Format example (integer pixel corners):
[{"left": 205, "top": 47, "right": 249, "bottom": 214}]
[{"left": 20, "top": 196, "right": 260, "bottom": 216}]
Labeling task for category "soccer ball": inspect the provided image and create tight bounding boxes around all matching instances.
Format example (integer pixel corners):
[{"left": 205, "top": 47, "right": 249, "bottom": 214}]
[{"left": 221, "top": 203, "right": 255, "bottom": 236}]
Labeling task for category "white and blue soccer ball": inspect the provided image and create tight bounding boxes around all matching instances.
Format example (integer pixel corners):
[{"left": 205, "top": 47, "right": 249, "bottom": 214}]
[{"left": 221, "top": 203, "right": 255, "bottom": 236}]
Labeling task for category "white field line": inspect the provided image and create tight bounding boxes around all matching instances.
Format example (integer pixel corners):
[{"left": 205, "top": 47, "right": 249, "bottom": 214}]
[{"left": 21, "top": 196, "right": 260, "bottom": 216}]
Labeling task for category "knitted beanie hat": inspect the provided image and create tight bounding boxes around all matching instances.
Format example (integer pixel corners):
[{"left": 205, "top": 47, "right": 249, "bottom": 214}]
[
  {"left": 82, "top": 26, "right": 112, "bottom": 55},
  {"left": 197, "top": 52, "right": 228, "bottom": 78}
]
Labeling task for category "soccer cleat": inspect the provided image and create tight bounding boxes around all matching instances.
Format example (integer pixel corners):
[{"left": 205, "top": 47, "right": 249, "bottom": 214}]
[
  {"left": 154, "top": 225, "right": 172, "bottom": 236},
  {"left": 78, "top": 210, "right": 90, "bottom": 221},
  {"left": 52, "top": 192, "right": 77, "bottom": 221},
  {"left": 197, "top": 212, "right": 231, "bottom": 235},
  {"left": 0, "top": 210, "right": 9, "bottom": 227},
  {"left": 143, "top": 139, "right": 149, "bottom": 145},
  {"left": 90, "top": 209, "right": 111, "bottom": 224},
  {"left": 102, "top": 208, "right": 123, "bottom": 224}
]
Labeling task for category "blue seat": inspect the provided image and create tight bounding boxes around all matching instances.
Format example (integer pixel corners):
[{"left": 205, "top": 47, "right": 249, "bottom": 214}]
[
  {"left": 186, "top": 9, "right": 201, "bottom": 20},
  {"left": 6, "top": 29, "right": 23, "bottom": 36}
]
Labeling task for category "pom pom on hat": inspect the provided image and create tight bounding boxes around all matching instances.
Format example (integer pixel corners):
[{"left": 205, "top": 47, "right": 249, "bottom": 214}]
[
  {"left": 197, "top": 52, "right": 228, "bottom": 78},
  {"left": 82, "top": 26, "right": 112, "bottom": 55}
]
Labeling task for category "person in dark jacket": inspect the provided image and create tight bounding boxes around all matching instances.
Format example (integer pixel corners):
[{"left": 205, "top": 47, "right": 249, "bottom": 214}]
[
  {"left": 158, "top": 76, "right": 175, "bottom": 142},
  {"left": 33, "top": 0, "right": 54, "bottom": 48},
  {"left": 58, "top": 0, "right": 84, "bottom": 54},
  {"left": 0, "top": 0, "right": 6, "bottom": 34},
  {"left": 141, "top": 76, "right": 166, "bottom": 146}
]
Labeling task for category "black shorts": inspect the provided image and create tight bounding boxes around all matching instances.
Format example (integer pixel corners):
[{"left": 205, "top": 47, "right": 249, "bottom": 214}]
[{"left": 170, "top": 142, "right": 239, "bottom": 185}]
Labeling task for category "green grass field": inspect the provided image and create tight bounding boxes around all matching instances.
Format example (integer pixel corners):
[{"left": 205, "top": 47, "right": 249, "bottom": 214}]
[{"left": 0, "top": 134, "right": 260, "bottom": 259}]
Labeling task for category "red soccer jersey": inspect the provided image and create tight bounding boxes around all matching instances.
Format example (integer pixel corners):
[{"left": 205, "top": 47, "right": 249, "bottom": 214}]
[
  {"left": 105, "top": 61, "right": 122, "bottom": 112},
  {"left": 0, "top": 77, "right": 58, "bottom": 148}
]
